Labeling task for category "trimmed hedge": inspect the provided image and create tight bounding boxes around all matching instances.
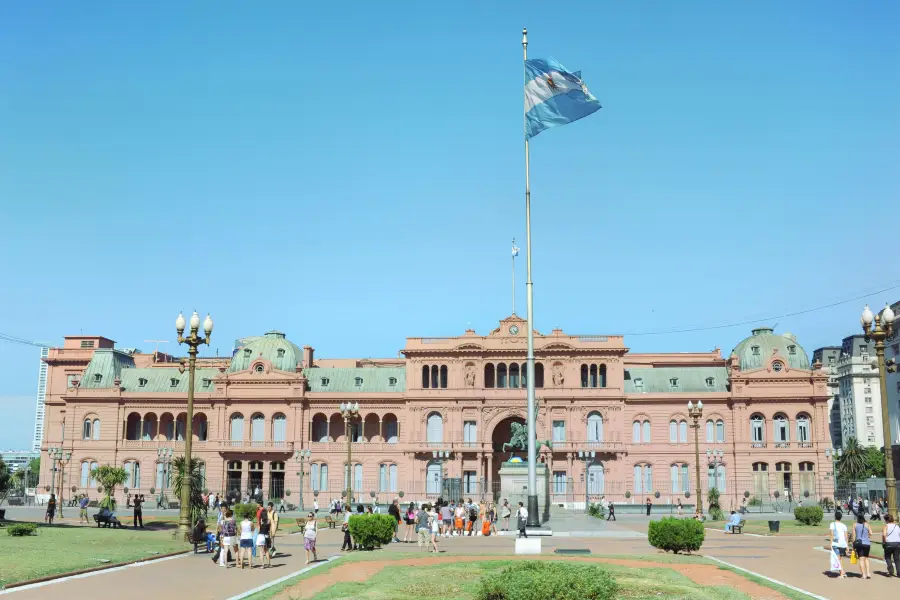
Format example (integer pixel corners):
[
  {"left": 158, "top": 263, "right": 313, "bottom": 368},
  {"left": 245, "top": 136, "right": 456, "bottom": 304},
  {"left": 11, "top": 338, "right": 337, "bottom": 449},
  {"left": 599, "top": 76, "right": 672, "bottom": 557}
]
[
  {"left": 478, "top": 561, "right": 617, "bottom": 600},
  {"left": 232, "top": 502, "right": 260, "bottom": 521},
  {"left": 587, "top": 503, "right": 606, "bottom": 519},
  {"left": 648, "top": 517, "right": 704, "bottom": 554},
  {"left": 347, "top": 514, "right": 395, "bottom": 550},
  {"left": 794, "top": 506, "right": 824, "bottom": 526},
  {"left": 8, "top": 523, "right": 38, "bottom": 537}
]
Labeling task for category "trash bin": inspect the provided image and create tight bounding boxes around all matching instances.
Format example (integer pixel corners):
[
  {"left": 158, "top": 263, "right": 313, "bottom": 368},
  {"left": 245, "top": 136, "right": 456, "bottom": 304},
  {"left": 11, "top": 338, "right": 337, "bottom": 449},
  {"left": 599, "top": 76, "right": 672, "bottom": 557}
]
[
  {"left": 768, "top": 520, "right": 780, "bottom": 533},
  {"left": 0, "top": 508, "right": 6, "bottom": 522}
]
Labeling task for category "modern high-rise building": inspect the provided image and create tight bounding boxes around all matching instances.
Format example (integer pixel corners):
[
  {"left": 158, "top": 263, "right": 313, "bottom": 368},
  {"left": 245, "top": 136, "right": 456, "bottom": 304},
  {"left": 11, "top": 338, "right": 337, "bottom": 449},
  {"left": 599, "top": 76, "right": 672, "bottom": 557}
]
[
  {"left": 812, "top": 346, "right": 842, "bottom": 447},
  {"left": 32, "top": 346, "right": 49, "bottom": 452},
  {"left": 836, "top": 335, "right": 883, "bottom": 448}
]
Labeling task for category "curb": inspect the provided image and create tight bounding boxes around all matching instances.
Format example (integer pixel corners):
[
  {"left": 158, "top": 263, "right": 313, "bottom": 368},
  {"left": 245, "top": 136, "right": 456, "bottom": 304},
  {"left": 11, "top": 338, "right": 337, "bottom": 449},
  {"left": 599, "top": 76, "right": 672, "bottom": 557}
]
[{"left": 1, "top": 550, "right": 191, "bottom": 591}]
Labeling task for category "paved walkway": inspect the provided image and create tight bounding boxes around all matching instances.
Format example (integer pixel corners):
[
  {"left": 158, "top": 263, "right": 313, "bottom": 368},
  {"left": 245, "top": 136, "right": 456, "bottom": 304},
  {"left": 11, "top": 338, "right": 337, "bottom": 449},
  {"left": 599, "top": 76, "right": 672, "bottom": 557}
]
[{"left": 4, "top": 511, "right": 896, "bottom": 599}]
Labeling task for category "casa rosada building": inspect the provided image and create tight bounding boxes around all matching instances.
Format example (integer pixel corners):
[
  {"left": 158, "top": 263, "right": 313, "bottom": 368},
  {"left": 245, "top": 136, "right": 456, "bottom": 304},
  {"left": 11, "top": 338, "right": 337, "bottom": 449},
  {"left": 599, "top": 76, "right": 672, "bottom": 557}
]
[{"left": 38, "top": 316, "right": 833, "bottom": 509}]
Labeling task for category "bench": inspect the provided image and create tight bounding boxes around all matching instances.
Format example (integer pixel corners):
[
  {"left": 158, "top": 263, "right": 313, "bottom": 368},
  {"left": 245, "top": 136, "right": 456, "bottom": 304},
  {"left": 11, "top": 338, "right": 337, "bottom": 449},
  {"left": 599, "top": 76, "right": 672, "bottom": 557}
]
[
  {"left": 295, "top": 517, "right": 308, "bottom": 529},
  {"left": 187, "top": 531, "right": 210, "bottom": 553},
  {"left": 324, "top": 516, "right": 337, "bottom": 529},
  {"left": 93, "top": 510, "right": 123, "bottom": 529},
  {"left": 731, "top": 520, "right": 746, "bottom": 534}
]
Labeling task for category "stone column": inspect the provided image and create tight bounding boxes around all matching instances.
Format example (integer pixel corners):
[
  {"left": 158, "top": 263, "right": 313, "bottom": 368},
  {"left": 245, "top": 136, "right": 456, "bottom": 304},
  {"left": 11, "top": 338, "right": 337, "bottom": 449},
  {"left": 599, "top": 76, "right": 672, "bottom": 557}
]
[
  {"left": 486, "top": 454, "right": 493, "bottom": 499},
  {"left": 379, "top": 418, "right": 383, "bottom": 443}
]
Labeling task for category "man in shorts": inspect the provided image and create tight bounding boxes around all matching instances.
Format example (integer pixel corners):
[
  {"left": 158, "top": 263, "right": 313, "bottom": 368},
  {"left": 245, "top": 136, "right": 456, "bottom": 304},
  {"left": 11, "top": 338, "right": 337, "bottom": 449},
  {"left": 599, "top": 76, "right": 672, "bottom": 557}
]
[
  {"left": 79, "top": 494, "right": 90, "bottom": 524},
  {"left": 440, "top": 502, "right": 453, "bottom": 537}
]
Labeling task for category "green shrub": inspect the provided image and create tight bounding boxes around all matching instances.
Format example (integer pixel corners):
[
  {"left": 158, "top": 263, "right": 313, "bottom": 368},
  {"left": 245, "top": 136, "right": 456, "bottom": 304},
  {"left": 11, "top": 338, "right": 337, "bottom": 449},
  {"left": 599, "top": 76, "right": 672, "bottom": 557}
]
[
  {"left": 707, "top": 488, "right": 724, "bottom": 521},
  {"left": 232, "top": 502, "right": 259, "bottom": 521},
  {"left": 748, "top": 496, "right": 762, "bottom": 507},
  {"left": 587, "top": 502, "right": 606, "bottom": 519},
  {"left": 8, "top": 523, "right": 38, "bottom": 537},
  {"left": 794, "top": 506, "right": 824, "bottom": 526},
  {"left": 348, "top": 514, "right": 394, "bottom": 549},
  {"left": 648, "top": 517, "right": 704, "bottom": 554},
  {"left": 478, "top": 561, "right": 617, "bottom": 600}
]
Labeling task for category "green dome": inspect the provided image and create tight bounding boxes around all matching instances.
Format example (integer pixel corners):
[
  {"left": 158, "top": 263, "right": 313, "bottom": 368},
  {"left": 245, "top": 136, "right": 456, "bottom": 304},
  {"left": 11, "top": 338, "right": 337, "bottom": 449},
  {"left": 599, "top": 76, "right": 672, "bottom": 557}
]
[
  {"left": 731, "top": 327, "right": 810, "bottom": 371},
  {"left": 228, "top": 331, "right": 303, "bottom": 372}
]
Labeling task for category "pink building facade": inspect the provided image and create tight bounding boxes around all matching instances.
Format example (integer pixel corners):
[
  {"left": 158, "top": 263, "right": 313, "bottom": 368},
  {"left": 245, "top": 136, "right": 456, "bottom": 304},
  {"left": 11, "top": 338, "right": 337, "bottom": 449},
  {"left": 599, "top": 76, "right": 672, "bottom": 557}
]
[{"left": 38, "top": 316, "right": 833, "bottom": 510}]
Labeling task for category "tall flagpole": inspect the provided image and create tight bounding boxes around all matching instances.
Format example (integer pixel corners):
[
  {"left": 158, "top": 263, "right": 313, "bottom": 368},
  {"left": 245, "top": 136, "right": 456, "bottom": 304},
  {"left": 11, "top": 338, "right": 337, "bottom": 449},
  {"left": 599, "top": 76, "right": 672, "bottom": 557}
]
[
  {"left": 511, "top": 238, "right": 516, "bottom": 315},
  {"left": 522, "top": 27, "right": 539, "bottom": 527}
]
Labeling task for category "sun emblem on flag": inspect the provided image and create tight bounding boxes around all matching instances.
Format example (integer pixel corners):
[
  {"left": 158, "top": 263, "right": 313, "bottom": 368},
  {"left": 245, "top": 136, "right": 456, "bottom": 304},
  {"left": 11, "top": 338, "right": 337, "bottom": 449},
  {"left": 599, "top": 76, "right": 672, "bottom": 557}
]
[
  {"left": 545, "top": 75, "right": 558, "bottom": 90},
  {"left": 579, "top": 79, "right": 591, "bottom": 97}
]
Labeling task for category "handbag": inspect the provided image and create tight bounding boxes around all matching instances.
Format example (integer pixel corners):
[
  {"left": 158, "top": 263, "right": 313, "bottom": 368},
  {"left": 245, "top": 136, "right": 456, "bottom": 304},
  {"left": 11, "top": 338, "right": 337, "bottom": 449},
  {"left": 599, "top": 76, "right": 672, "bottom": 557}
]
[{"left": 850, "top": 549, "right": 858, "bottom": 565}]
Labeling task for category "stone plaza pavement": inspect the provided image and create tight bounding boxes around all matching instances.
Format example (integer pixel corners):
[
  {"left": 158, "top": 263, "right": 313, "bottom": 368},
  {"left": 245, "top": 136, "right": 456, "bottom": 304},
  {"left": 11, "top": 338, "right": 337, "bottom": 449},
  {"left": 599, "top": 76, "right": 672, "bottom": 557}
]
[{"left": 3, "top": 514, "right": 897, "bottom": 600}]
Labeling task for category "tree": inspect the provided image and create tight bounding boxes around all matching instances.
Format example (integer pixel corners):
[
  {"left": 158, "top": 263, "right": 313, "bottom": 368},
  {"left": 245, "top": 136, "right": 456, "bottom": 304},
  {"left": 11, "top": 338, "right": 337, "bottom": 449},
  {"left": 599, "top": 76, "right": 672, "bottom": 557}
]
[
  {"left": 863, "top": 447, "right": 886, "bottom": 478},
  {"left": 0, "top": 458, "right": 10, "bottom": 506},
  {"left": 91, "top": 465, "right": 128, "bottom": 510},
  {"left": 836, "top": 438, "right": 868, "bottom": 483},
  {"left": 172, "top": 456, "right": 207, "bottom": 525},
  {"left": 707, "top": 487, "right": 724, "bottom": 521}
]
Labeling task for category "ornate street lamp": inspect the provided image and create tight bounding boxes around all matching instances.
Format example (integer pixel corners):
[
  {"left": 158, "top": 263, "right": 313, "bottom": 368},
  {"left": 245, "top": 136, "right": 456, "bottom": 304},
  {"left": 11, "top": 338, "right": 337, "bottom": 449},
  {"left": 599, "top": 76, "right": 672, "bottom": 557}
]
[
  {"left": 431, "top": 450, "right": 451, "bottom": 496},
  {"left": 157, "top": 447, "right": 174, "bottom": 506},
  {"left": 340, "top": 402, "right": 360, "bottom": 505},
  {"left": 48, "top": 447, "right": 71, "bottom": 517},
  {"left": 861, "top": 303, "right": 898, "bottom": 519},
  {"left": 825, "top": 447, "right": 842, "bottom": 482},
  {"left": 175, "top": 310, "right": 213, "bottom": 540},
  {"left": 707, "top": 448, "right": 724, "bottom": 491},
  {"left": 577, "top": 450, "right": 596, "bottom": 512},
  {"left": 294, "top": 448, "right": 311, "bottom": 510},
  {"left": 687, "top": 400, "right": 704, "bottom": 513}
]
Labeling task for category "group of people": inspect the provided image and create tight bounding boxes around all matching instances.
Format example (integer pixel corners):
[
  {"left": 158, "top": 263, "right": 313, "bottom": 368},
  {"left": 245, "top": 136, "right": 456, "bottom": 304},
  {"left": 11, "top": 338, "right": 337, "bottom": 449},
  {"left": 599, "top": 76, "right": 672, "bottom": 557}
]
[
  {"left": 209, "top": 501, "right": 285, "bottom": 569},
  {"left": 844, "top": 496, "right": 888, "bottom": 521},
  {"left": 828, "top": 510, "right": 900, "bottom": 578}
]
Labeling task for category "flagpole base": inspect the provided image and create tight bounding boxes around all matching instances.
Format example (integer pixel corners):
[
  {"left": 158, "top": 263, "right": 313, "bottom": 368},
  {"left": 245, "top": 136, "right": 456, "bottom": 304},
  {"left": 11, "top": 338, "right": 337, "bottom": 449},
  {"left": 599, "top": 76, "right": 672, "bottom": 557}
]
[{"left": 526, "top": 494, "right": 540, "bottom": 527}]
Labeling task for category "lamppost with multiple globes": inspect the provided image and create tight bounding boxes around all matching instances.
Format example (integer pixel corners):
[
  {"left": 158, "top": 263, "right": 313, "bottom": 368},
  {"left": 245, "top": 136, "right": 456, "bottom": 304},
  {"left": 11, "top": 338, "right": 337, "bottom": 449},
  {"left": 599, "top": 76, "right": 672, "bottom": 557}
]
[
  {"left": 432, "top": 450, "right": 451, "bottom": 496},
  {"left": 687, "top": 400, "right": 704, "bottom": 514},
  {"left": 295, "top": 448, "right": 311, "bottom": 510},
  {"left": 860, "top": 303, "right": 898, "bottom": 519},
  {"left": 157, "top": 447, "right": 174, "bottom": 506},
  {"left": 174, "top": 310, "right": 213, "bottom": 540},
  {"left": 340, "top": 402, "right": 360, "bottom": 505},
  {"left": 48, "top": 447, "right": 71, "bottom": 517},
  {"left": 707, "top": 448, "right": 724, "bottom": 491},
  {"left": 577, "top": 450, "right": 597, "bottom": 512}
]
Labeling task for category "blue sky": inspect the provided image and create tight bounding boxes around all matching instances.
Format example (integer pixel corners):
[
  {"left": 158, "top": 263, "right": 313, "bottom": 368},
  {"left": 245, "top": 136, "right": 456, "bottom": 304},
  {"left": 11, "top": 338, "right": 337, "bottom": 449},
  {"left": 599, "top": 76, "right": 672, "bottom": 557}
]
[{"left": 1, "top": 1, "right": 897, "bottom": 448}]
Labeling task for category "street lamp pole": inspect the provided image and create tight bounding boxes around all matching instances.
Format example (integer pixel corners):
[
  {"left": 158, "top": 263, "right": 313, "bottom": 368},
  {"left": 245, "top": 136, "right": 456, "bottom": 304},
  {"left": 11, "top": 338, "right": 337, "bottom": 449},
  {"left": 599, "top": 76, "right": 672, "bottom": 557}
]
[
  {"left": 688, "top": 400, "right": 704, "bottom": 514},
  {"left": 825, "top": 447, "right": 843, "bottom": 501},
  {"left": 707, "top": 448, "right": 723, "bottom": 491},
  {"left": 577, "top": 450, "right": 596, "bottom": 512},
  {"left": 432, "top": 450, "right": 450, "bottom": 497},
  {"left": 57, "top": 451, "right": 71, "bottom": 516},
  {"left": 175, "top": 310, "right": 214, "bottom": 540},
  {"left": 861, "top": 304, "right": 898, "bottom": 520},
  {"left": 295, "top": 449, "right": 311, "bottom": 510},
  {"left": 48, "top": 447, "right": 60, "bottom": 506},
  {"left": 157, "top": 447, "right": 173, "bottom": 506},
  {"left": 340, "top": 402, "right": 360, "bottom": 505}
]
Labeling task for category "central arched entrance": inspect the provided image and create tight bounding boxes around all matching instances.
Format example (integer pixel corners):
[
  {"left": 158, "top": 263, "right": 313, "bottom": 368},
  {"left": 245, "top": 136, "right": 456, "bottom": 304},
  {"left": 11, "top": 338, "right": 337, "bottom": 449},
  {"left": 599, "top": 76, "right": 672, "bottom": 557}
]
[{"left": 491, "top": 415, "right": 526, "bottom": 493}]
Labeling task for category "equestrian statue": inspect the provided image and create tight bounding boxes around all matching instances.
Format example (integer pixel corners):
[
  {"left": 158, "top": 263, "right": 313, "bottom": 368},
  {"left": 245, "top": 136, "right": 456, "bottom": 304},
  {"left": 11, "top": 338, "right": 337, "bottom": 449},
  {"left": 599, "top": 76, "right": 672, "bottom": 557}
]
[{"left": 501, "top": 421, "right": 552, "bottom": 458}]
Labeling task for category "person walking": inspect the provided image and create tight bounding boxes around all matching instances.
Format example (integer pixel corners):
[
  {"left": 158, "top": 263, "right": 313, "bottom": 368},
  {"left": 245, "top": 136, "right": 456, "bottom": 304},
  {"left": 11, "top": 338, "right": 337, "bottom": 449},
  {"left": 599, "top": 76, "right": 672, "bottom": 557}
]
[
  {"left": 516, "top": 502, "right": 528, "bottom": 538},
  {"left": 266, "top": 502, "right": 280, "bottom": 557},
  {"left": 646, "top": 497, "right": 652, "bottom": 516},
  {"left": 440, "top": 501, "right": 453, "bottom": 537},
  {"left": 46, "top": 493, "right": 57, "bottom": 525},
  {"left": 303, "top": 512, "right": 318, "bottom": 564},
  {"left": 403, "top": 502, "right": 416, "bottom": 542},
  {"left": 417, "top": 503, "right": 431, "bottom": 550},
  {"left": 388, "top": 498, "right": 402, "bottom": 542},
  {"left": 828, "top": 510, "right": 849, "bottom": 579},
  {"left": 881, "top": 513, "right": 900, "bottom": 577},
  {"left": 488, "top": 501, "right": 498, "bottom": 536},
  {"left": 607, "top": 502, "right": 616, "bottom": 521},
  {"left": 501, "top": 499, "right": 511, "bottom": 531},
  {"left": 853, "top": 513, "right": 873, "bottom": 579},
  {"left": 428, "top": 504, "right": 440, "bottom": 552},
  {"left": 133, "top": 493, "right": 144, "bottom": 529},
  {"left": 238, "top": 512, "right": 254, "bottom": 569},
  {"left": 314, "top": 498, "right": 319, "bottom": 516},
  {"left": 676, "top": 499, "right": 683, "bottom": 516},
  {"left": 219, "top": 509, "right": 237, "bottom": 568},
  {"left": 79, "top": 494, "right": 90, "bottom": 524},
  {"left": 341, "top": 505, "right": 353, "bottom": 551}
]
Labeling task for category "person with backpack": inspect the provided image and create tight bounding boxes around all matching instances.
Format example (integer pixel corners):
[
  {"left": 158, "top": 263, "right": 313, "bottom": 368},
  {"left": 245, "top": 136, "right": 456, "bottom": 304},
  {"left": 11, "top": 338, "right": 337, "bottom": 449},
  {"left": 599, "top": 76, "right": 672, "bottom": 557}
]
[
  {"left": 467, "top": 500, "right": 478, "bottom": 536},
  {"left": 881, "top": 513, "right": 900, "bottom": 577}
]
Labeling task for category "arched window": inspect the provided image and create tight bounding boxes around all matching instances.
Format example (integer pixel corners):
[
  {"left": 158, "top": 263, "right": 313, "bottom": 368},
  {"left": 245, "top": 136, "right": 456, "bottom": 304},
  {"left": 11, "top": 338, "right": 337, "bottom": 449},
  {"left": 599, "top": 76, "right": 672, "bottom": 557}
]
[
  {"left": 422, "top": 365, "right": 430, "bottom": 388},
  {"left": 580, "top": 364, "right": 589, "bottom": 388},
  {"left": 633, "top": 464, "right": 652, "bottom": 494},
  {"left": 642, "top": 420, "right": 651, "bottom": 443},
  {"left": 509, "top": 363, "right": 520, "bottom": 388},
  {"left": 251, "top": 414, "right": 265, "bottom": 446},
  {"left": 126, "top": 413, "right": 141, "bottom": 441},
  {"left": 796, "top": 414, "right": 810, "bottom": 443},
  {"left": 589, "top": 364, "right": 598, "bottom": 388},
  {"left": 80, "top": 461, "right": 90, "bottom": 487},
  {"left": 774, "top": 414, "right": 789, "bottom": 444},
  {"left": 426, "top": 461, "right": 442, "bottom": 494},
  {"left": 272, "top": 414, "right": 287, "bottom": 443},
  {"left": 632, "top": 421, "right": 641, "bottom": 444},
  {"left": 520, "top": 363, "right": 527, "bottom": 388},
  {"left": 89, "top": 461, "right": 98, "bottom": 487},
  {"left": 679, "top": 420, "right": 687, "bottom": 443},
  {"left": 752, "top": 462, "right": 769, "bottom": 497},
  {"left": 426, "top": 412, "right": 443, "bottom": 443},
  {"left": 484, "top": 364, "right": 495, "bottom": 388},
  {"left": 587, "top": 463, "right": 604, "bottom": 494},
  {"left": 587, "top": 412, "right": 603, "bottom": 442},
  {"left": 535, "top": 363, "right": 544, "bottom": 388},
  {"left": 383, "top": 414, "right": 399, "bottom": 444},
  {"left": 379, "top": 463, "right": 399, "bottom": 492},
  {"left": 124, "top": 461, "right": 140, "bottom": 489},
  {"left": 705, "top": 420, "right": 714, "bottom": 443},
  {"left": 175, "top": 413, "right": 186, "bottom": 441},
  {"left": 230, "top": 414, "right": 244, "bottom": 443},
  {"left": 670, "top": 463, "right": 689, "bottom": 493},
  {"left": 716, "top": 420, "right": 725, "bottom": 443},
  {"left": 750, "top": 415, "right": 765, "bottom": 444},
  {"left": 439, "top": 365, "right": 448, "bottom": 388},
  {"left": 83, "top": 419, "right": 92, "bottom": 440},
  {"left": 194, "top": 413, "right": 208, "bottom": 441},
  {"left": 669, "top": 420, "right": 678, "bottom": 443},
  {"left": 497, "top": 363, "right": 508, "bottom": 388},
  {"left": 312, "top": 414, "right": 329, "bottom": 442},
  {"left": 431, "top": 365, "right": 439, "bottom": 389},
  {"left": 708, "top": 463, "right": 726, "bottom": 492},
  {"left": 599, "top": 364, "right": 607, "bottom": 388}
]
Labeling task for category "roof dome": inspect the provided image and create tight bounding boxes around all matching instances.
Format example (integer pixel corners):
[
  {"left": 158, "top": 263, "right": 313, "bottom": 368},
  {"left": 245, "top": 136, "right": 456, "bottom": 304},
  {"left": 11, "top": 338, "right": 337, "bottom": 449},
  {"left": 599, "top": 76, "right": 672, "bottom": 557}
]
[
  {"left": 228, "top": 331, "right": 303, "bottom": 372},
  {"left": 731, "top": 327, "right": 810, "bottom": 371}
]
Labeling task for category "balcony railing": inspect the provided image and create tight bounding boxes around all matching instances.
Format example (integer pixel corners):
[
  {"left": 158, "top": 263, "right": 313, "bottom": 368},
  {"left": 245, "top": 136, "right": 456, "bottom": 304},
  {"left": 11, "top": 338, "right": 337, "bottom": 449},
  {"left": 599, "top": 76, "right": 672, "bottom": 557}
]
[
  {"left": 121, "top": 440, "right": 208, "bottom": 449},
  {"left": 215, "top": 441, "right": 294, "bottom": 451}
]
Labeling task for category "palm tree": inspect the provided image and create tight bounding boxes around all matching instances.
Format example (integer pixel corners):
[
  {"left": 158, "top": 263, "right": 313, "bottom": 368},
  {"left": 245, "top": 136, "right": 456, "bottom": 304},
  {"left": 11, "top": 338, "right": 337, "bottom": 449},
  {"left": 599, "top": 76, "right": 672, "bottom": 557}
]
[
  {"left": 91, "top": 465, "right": 128, "bottom": 510},
  {"left": 836, "top": 437, "right": 867, "bottom": 483},
  {"left": 172, "top": 456, "right": 207, "bottom": 525}
]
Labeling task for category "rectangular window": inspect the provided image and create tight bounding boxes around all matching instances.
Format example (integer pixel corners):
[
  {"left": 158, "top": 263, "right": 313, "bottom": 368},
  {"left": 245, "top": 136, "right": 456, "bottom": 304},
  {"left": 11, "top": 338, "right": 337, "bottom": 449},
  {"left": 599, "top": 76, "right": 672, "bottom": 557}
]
[
  {"left": 552, "top": 420, "right": 566, "bottom": 442},
  {"left": 463, "top": 471, "right": 477, "bottom": 495},
  {"left": 644, "top": 465, "right": 652, "bottom": 493},
  {"left": 463, "top": 421, "right": 477, "bottom": 443},
  {"left": 866, "top": 406, "right": 873, "bottom": 413},
  {"left": 553, "top": 471, "right": 567, "bottom": 494},
  {"left": 80, "top": 340, "right": 95, "bottom": 348},
  {"left": 311, "top": 464, "right": 320, "bottom": 490},
  {"left": 389, "top": 465, "right": 397, "bottom": 492},
  {"left": 633, "top": 466, "right": 642, "bottom": 494},
  {"left": 320, "top": 465, "right": 328, "bottom": 491}
]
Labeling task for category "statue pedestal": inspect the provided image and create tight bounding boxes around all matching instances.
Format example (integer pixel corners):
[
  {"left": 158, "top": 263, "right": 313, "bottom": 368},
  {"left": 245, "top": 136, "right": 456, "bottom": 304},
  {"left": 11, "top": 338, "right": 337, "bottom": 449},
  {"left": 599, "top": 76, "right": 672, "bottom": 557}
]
[{"left": 498, "top": 462, "right": 550, "bottom": 524}]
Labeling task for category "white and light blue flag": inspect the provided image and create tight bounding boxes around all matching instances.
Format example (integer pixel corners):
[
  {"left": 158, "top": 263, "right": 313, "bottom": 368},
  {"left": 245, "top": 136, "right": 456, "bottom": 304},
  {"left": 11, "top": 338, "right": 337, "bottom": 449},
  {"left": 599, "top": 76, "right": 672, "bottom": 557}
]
[{"left": 525, "top": 58, "right": 601, "bottom": 140}]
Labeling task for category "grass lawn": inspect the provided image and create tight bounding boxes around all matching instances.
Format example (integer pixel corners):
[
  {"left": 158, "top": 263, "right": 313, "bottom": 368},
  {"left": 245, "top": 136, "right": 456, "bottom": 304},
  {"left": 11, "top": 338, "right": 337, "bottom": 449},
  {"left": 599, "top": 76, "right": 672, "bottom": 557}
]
[
  {"left": 242, "top": 553, "right": 819, "bottom": 600},
  {"left": 0, "top": 523, "right": 188, "bottom": 589},
  {"left": 722, "top": 520, "right": 887, "bottom": 558}
]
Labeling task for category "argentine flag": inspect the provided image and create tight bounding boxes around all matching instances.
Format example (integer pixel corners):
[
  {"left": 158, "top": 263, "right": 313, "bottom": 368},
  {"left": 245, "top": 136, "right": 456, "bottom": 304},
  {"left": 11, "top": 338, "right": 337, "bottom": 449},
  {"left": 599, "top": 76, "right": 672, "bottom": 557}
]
[{"left": 525, "top": 58, "right": 601, "bottom": 140}]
